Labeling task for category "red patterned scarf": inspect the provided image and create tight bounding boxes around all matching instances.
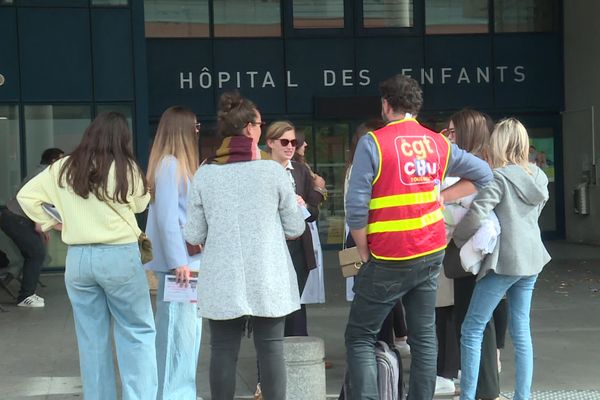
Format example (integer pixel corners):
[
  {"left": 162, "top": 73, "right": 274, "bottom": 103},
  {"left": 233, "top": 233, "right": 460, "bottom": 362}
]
[{"left": 207, "top": 135, "right": 270, "bottom": 165}]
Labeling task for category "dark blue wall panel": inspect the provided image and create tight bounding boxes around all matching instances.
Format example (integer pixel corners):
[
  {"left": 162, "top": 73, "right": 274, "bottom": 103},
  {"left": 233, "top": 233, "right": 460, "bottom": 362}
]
[
  {"left": 493, "top": 35, "right": 562, "bottom": 110},
  {"left": 356, "top": 37, "right": 424, "bottom": 97},
  {"left": 91, "top": 9, "right": 134, "bottom": 101},
  {"left": 146, "top": 39, "right": 214, "bottom": 118},
  {"left": 286, "top": 38, "right": 355, "bottom": 114},
  {"left": 18, "top": 8, "right": 92, "bottom": 102},
  {"left": 424, "top": 36, "right": 494, "bottom": 111},
  {"left": 0, "top": 8, "right": 19, "bottom": 102}
]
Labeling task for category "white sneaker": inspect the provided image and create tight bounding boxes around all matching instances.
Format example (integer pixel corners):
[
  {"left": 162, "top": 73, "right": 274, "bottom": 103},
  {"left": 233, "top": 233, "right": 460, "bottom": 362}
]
[
  {"left": 32, "top": 294, "right": 45, "bottom": 304},
  {"left": 435, "top": 376, "right": 456, "bottom": 396},
  {"left": 17, "top": 294, "right": 45, "bottom": 308}
]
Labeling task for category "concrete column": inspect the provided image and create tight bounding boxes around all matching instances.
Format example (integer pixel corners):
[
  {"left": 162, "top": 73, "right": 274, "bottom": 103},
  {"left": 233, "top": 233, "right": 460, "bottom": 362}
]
[{"left": 284, "top": 336, "right": 326, "bottom": 400}]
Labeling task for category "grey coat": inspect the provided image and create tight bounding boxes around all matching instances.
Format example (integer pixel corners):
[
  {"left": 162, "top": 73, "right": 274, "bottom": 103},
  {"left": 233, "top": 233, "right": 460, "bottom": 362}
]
[
  {"left": 184, "top": 160, "right": 306, "bottom": 320},
  {"left": 453, "top": 164, "right": 551, "bottom": 278}
]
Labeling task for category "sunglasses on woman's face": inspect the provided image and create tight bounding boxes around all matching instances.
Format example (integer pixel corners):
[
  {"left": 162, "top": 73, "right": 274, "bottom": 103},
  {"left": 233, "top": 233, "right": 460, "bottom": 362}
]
[{"left": 278, "top": 139, "right": 297, "bottom": 147}]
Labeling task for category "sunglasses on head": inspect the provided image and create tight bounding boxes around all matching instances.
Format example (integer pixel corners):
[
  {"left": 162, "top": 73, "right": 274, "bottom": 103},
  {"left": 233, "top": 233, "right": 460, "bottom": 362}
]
[{"left": 277, "top": 139, "right": 297, "bottom": 147}]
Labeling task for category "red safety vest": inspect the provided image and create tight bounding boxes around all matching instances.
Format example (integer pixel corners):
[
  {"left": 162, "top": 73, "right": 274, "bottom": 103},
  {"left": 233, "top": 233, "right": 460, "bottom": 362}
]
[{"left": 367, "top": 118, "right": 451, "bottom": 260}]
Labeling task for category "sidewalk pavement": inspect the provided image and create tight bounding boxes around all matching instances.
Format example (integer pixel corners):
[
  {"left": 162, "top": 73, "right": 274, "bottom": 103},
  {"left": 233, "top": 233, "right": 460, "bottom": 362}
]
[{"left": 0, "top": 240, "right": 599, "bottom": 399}]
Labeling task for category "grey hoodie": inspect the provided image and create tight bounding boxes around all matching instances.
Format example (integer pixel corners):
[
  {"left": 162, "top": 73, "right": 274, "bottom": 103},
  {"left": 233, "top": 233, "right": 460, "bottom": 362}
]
[{"left": 453, "top": 164, "right": 551, "bottom": 278}]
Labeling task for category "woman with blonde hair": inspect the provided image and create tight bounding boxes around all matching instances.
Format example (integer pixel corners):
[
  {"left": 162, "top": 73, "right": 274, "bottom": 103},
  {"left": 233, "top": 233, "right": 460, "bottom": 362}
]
[
  {"left": 265, "top": 120, "right": 324, "bottom": 337},
  {"left": 145, "top": 105, "right": 202, "bottom": 399},
  {"left": 184, "top": 91, "right": 305, "bottom": 400},
  {"left": 16, "top": 112, "right": 157, "bottom": 400},
  {"left": 453, "top": 118, "right": 550, "bottom": 400}
]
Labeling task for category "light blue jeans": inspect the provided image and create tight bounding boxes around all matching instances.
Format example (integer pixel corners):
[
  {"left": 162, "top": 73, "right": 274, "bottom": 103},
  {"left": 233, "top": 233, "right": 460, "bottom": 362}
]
[
  {"left": 154, "top": 271, "right": 202, "bottom": 400},
  {"left": 65, "top": 243, "right": 158, "bottom": 400},
  {"left": 460, "top": 272, "right": 538, "bottom": 400}
]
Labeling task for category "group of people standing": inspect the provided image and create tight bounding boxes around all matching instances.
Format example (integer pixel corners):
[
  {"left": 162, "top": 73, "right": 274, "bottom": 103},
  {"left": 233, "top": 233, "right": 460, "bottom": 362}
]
[
  {"left": 344, "top": 74, "right": 550, "bottom": 400},
  {"left": 9, "top": 72, "right": 549, "bottom": 400},
  {"left": 12, "top": 90, "right": 325, "bottom": 400}
]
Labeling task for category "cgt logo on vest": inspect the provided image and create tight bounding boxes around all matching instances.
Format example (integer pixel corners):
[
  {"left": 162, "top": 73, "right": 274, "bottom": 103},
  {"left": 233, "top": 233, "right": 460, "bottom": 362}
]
[{"left": 395, "top": 136, "right": 440, "bottom": 185}]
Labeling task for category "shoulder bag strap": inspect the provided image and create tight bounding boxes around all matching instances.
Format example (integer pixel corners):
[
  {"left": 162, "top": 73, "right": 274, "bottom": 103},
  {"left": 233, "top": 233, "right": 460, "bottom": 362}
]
[{"left": 105, "top": 201, "right": 140, "bottom": 238}]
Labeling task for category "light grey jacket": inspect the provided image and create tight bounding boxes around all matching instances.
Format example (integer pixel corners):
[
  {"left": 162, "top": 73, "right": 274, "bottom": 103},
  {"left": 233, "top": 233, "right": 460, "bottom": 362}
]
[
  {"left": 453, "top": 164, "right": 551, "bottom": 278},
  {"left": 184, "top": 160, "right": 306, "bottom": 320}
]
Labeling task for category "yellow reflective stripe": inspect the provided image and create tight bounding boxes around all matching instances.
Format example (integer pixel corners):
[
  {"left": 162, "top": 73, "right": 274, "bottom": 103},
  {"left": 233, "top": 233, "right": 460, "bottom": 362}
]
[
  {"left": 370, "top": 243, "right": 447, "bottom": 261},
  {"left": 369, "top": 131, "right": 383, "bottom": 185},
  {"left": 369, "top": 189, "right": 437, "bottom": 210},
  {"left": 367, "top": 208, "right": 444, "bottom": 234}
]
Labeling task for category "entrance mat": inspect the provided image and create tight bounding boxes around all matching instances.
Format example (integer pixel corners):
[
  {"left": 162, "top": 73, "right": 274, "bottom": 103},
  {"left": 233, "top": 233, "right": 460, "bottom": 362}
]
[{"left": 501, "top": 391, "right": 600, "bottom": 399}]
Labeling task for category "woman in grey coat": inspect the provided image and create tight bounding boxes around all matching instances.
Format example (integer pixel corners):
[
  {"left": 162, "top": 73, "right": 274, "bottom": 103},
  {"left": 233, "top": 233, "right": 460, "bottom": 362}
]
[
  {"left": 453, "top": 118, "right": 551, "bottom": 400},
  {"left": 184, "top": 91, "right": 305, "bottom": 400}
]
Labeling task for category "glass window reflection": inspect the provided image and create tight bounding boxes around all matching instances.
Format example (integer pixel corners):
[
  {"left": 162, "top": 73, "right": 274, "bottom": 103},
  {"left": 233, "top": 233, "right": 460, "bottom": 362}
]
[
  {"left": 293, "top": 0, "right": 344, "bottom": 29},
  {"left": 0, "top": 105, "right": 20, "bottom": 205},
  {"left": 494, "top": 0, "right": 558, "bottom": 32},
  {"left": 214, "top": 0, "right": 281, "bottom": 37},
  {"left": 24, "top": 105, "right": 91, "bottom": 176},
  {"left": 145, "top": 0, "right": 209, "bottom": 38},
  {"left": 363, "top": 0, "right": 414, "bottom": 28},
  {"left": 426, "top": 0, "right": 488, "bottom": 34}
]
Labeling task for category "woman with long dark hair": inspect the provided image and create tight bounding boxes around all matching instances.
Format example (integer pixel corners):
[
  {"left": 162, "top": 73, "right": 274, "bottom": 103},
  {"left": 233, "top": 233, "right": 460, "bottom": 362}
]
[
  {"left": 184, "top": 91, "right": 305, "bottom": 400},
  {"left": 17, "top": 112, "right": 157, "bottom": 400}
]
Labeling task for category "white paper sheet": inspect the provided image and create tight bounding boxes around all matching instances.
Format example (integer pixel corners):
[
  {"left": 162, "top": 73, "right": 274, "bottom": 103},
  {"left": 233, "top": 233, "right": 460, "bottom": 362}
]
[{"left": 163, "top": 274, "right": 198, "bottom": 303}]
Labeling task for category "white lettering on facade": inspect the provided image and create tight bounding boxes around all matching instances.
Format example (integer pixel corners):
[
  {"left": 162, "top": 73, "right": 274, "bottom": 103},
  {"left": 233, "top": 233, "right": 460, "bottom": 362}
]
[
  {"left": 246, "top": 71, "right": 258, "bottom": 88},
  {"left": 457, "top": 67, "right": 470, "bottom": 84},
  {"left": 359, "top": 69, "right": 371, "bottom": 86},
  {"left": 324, "top": 70, "right": 336, "bottom": 87},
  {"left": 176, "top": 66, "right": 527, "bottom": 90},
  {"left": 496, "top": 66, "right": 508, "bottom": 83},
  {"left": 180, "top": 72, "right": 193, "bottom": 89},
  {"left": 514, "top": 66, "right": 526, "bottom": 82},
  {"left": 421, "top": 68, "right": 434, "bottom": 85},
  {"left": 441, "top": 68, "right": 452, "bottom": 84},
  {"left": 262, "top": 71, "right": 275, "bottom": 88},
  {"left": 218, "top": 72, "right": 230, "bottom": 88},
  {"left": 477, "top": 67, "right": 490, "bottom": 83},
  {"left": 286, "top": 70, "right": 298, "bottom": 87},
  {"left": 342, "top": 69, "right": 353, "bottom": 86}
]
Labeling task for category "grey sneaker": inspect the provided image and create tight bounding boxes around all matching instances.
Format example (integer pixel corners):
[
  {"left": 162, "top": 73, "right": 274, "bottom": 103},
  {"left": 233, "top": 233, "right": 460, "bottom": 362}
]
[{"left": 17, "top": 294, "right": 45, "bottom": 308}]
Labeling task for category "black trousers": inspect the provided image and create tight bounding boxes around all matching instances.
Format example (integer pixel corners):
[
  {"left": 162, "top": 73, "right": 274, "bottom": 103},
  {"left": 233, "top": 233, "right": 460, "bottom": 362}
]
[
  {"left": 0, "top": 209, "right": 46, "bottom": 302},
  {"left": 454, "top": 275, "right": 500, "bottom": 399},
  {"left": 210, "top": 317, "right": 286, "bottom": 400},
  {"left": 436, "top": 306, "right": 460, "bottom": 379},
  {"left": 285, "top": 239, "right": 309, "bottom": 336}
]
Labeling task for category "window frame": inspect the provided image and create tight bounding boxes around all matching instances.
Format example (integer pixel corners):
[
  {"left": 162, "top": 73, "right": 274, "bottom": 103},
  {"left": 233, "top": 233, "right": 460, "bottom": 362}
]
[
  {"left": 354, "top": 0, "right": 424, "bottom": 37},
  {"left": 282, "top": 0, "right": 354, "bottom": 38}
]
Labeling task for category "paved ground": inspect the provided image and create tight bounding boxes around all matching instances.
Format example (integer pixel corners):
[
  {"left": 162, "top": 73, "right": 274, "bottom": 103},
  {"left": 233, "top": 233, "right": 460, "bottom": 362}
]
[{"left": 1, "top": 240, "right": 599, "bottom": 399}]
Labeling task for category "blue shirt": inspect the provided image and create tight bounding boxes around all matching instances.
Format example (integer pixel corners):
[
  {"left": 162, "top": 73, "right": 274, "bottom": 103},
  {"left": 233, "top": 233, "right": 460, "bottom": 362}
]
[{"left": 145, "top": 156, "right": 200, "bottom": 272}]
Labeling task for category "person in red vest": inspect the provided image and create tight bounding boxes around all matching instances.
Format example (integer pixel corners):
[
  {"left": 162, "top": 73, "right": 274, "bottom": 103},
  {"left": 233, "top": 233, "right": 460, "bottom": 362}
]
[{"left": 344, "top": 74, "right": 493, "bottom": 400}]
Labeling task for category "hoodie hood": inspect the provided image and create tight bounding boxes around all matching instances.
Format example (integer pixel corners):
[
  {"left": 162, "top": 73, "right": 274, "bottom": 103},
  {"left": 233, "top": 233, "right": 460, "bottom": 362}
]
[{"left": 495, "top": 164, "right": 549, "bottom": 206}]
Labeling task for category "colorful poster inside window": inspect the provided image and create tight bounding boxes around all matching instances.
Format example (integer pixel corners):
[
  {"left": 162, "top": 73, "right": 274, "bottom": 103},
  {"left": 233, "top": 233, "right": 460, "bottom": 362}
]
[{"left": 529, "top": 138, "right": 554, "bottom": 182}]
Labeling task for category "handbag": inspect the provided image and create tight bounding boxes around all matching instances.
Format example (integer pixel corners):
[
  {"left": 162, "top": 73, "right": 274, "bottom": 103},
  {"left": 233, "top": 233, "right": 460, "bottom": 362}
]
[
  {"left": 442, "top": 240, "right": 472, "bottom": 279},
  {"left": 106, "top": 202, "right": 154, "bottom": 264},
  {"left": 338, "top": 246, "right": 364, "bottom": 278},
  {"left": 185, "top": 241, "right": 202, "bottom": 256}
]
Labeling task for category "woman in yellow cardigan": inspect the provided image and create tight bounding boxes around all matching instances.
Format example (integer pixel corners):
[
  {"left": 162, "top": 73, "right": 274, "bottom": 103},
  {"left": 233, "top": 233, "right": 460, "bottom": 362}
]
[{"left": 17, "top": 112, "right": 158, "bottom": 400}]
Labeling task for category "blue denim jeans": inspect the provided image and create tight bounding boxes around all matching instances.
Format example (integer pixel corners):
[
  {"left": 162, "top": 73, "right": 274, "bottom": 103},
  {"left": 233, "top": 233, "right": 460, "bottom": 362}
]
[
  {"left": 65, "top": 243, "right": 158, "bottom": 400},
  {"left": 154, "top": 271, "right": 202, "bottom": 400},
  {"left": 345, "top": 252, "right": 443, "bottom": 400},
  {"left": 460, "top": 273, "right": 538, "bottom": 400}
]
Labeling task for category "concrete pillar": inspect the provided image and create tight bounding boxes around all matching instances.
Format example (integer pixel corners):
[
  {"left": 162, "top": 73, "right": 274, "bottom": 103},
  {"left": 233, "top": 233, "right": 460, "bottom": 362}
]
[{"left": 284, "top": 336, "right": 326, "bottom": 400}]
